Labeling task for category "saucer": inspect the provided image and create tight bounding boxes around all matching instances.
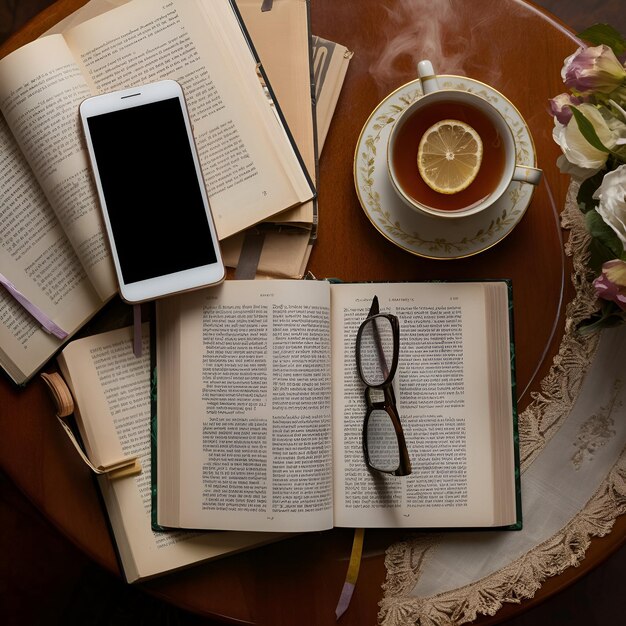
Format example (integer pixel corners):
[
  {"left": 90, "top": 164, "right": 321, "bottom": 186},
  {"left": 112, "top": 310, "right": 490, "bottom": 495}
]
[{"left": 353, "top": 76, "right": 537, "bottom": 259}]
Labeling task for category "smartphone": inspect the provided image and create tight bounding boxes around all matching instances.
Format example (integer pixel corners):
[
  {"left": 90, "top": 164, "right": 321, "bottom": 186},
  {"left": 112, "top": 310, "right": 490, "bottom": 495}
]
[{"left": 80, "top": 79, "right": 224, "bottom": 303}]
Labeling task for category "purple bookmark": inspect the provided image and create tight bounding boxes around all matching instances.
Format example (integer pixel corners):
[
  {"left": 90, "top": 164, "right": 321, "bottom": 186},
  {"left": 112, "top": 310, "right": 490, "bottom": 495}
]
[
  {"left": 0, "top": 273, "right": 68, "bottom": 340},
  {"left": 335, "top": 528, "right": 364, "bottom": 620},
  {"left": 133, "top": 304, "right": 142, "bottom": 357}
]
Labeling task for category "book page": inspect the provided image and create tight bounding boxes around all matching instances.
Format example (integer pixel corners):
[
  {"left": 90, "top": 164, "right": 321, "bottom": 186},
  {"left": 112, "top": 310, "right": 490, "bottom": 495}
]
[
  {"left": 61, "top": 0, "right": 314, "bottom": 239},
  {"left": 0, "top": 35, "right": 117, "bottom": 301},
  {"left": 329, "top": 282, "right": 515, "bottom": 529},
  {"left": 0, "top": 116, "right": 105, "bottom": 384},
  {"left": 311, "top": 36, "right": 352, "bottom": 151},
  {"left": 236, "top": 0, "right": 316, "bottom": 225},
  {"left": 209, "top": 0, "right": 319, "bottom": 277},
  {"left": 157, "top": 280, "right": 333, "bottom": 532},
  {"left": 58, "top": 325, "right": 284, "bottom": 583}
]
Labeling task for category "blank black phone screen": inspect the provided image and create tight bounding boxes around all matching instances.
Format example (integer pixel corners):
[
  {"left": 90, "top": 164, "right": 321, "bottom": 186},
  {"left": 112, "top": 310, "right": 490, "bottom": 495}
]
[{"left": 86, "top": 97, "right": 217, "bottom": 284}]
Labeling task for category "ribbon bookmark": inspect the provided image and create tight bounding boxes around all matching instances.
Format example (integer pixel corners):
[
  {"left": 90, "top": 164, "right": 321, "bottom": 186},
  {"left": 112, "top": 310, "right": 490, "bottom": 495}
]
[
  {"left": 133, "top": 304, "right": 142, "bottom": 357},
  {"left": 335, "top": 528, "right": 365, "bottom": 620},
  {"left": 235, "top": 229, "right": 266, "bottom": 280},
  {"left": 0, "top": 273, "right": 68, "bottom": 339}
]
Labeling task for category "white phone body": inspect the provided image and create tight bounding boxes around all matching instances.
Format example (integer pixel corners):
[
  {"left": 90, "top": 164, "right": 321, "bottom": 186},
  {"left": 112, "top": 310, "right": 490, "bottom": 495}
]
[{"left": 80, "top": 79, "right": 224, "bottom": 303}]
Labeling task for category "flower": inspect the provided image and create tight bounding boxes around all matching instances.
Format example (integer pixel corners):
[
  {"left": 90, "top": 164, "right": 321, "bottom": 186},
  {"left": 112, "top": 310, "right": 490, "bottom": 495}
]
[
  {"left": 593, "top": 164, "right": 626, "bottom": 245},
  {"left": 562, "top": 44, "right": 626, "bottom": 95},
  {"left": 552, "top": 103, "right": 617, "bottom": 176},
  {"left": 549, "top": 24, "right": 626, "bottom": 332},
  {"left": 549, "top": 92, "right": 584, "bottom": 125},
  {"left": 593, "top": 260, "right": 626, "bottom": 310}
]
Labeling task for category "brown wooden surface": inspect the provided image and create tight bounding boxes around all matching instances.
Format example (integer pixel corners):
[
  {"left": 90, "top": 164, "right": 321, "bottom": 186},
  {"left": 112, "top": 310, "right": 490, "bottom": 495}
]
[{"left": 1, "top": 0, "right": 624, "bottom": 624}]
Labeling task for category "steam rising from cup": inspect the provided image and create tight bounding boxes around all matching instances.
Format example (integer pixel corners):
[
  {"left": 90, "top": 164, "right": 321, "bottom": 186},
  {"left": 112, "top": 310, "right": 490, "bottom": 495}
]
[{"left": 368, "top": 0, "right": 506, "bottom": 92}]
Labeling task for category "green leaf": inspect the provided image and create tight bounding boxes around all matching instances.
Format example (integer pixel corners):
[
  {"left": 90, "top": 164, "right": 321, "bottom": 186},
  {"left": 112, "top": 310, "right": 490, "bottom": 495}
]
[
  {"left": 587, "top": 238, "right": 616, "bottom": 274},
  {"left": 585, "top": 209, "right": 624, "bottom": 272},
  {"left": 585, "top": 209, "right": 622, "bottom": 249},
  {"left": 577, "top": 300, "right": 626, "bottom": 334},
  {"left": 576, "top": 170, "right": 605, "bottom": 213},
  {"left": 577, "top": 24, "right": 626, "bottom": 56},
  {"left": 570, "top": 106, "right": 610, "bottom": 153}
]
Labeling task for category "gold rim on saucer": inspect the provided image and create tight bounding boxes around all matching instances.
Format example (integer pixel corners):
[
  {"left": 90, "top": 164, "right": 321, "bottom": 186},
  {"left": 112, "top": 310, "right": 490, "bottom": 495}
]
[{"left": 353, "top": 76, "right": 538, "bottom": 260}]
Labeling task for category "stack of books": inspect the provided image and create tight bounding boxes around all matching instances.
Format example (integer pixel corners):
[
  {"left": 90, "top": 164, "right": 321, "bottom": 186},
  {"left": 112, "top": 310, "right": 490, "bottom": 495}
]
[
  {"left": 0, "top": 0, "right": 352, "bottom": 385},
  {"left": 56, "top": 278, "right": 521, "bottom": 583},
  {"left": 1, "top": 0, "right": 354, "bottom": 582}
]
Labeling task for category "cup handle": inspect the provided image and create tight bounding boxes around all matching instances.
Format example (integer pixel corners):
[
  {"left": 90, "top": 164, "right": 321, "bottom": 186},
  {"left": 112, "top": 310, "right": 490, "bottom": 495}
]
[
  {"left": 417, "top": 60, "right": 439, "bottom": 94},
  {"left": 512, "top": 165, "right": 543, "bottom": 186}
]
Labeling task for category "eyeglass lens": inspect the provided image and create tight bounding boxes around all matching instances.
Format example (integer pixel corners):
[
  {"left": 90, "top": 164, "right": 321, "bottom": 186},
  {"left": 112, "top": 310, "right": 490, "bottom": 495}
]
[
  {"left": 366, "top": 409, "right": 401, "bottom": 472},
  {"left": 358, "top": 316, "right": 394, "bottom": 386}
]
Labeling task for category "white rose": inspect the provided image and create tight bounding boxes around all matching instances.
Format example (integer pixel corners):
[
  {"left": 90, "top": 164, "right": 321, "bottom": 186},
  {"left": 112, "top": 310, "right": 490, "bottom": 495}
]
[
  {"left": 552, "top": 103, "right": 619, "bottom": 177},
  {"left": 555, "top": 154, "right": 600, "bottom": 181},
  {"left": 593, "top": 164, "right": 626, "bottom": 246}
]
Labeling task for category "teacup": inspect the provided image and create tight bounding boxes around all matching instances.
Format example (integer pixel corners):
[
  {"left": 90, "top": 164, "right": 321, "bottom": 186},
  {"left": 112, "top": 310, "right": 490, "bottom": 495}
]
[{"left": 387, "top": 60, "right": 542, "bottom": 219}]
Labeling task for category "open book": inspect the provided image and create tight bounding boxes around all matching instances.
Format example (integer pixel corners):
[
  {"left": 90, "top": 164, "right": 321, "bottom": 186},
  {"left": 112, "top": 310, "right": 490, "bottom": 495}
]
[
  {"left": 155, "top": 279, "right": 521, "bottom": 532},
  {"left": 0, "top": 0, "right": 314, "bottom": 384},
  {"left": 47, "top": 0, "right": 327, "bottom": 279},
  {"left": 56, "top": 324, "right": 286, "bottom": 583}
]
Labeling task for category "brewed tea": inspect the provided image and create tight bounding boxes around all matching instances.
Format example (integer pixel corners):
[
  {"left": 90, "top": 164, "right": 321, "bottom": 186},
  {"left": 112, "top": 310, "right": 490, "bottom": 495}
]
[{"left": 391, "top": 100, "right": 506, "bottom": 211}]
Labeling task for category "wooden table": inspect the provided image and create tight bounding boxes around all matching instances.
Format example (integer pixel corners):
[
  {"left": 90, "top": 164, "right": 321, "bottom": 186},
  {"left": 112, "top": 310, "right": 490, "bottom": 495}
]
[{"left": 2, "top": 0, "right": 625, "bottom": 624}]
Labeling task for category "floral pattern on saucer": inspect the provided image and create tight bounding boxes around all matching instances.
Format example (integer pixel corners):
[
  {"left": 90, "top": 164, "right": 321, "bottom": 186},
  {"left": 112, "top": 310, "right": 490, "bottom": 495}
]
[{"left": 354, "top": 76, "right": 537, "bottom": 259}]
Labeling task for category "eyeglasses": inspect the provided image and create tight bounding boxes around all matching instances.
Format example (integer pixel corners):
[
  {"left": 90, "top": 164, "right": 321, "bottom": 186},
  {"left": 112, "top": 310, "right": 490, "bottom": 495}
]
[{"left": 355, "top": 296, "right": 412, "bottom": 477}]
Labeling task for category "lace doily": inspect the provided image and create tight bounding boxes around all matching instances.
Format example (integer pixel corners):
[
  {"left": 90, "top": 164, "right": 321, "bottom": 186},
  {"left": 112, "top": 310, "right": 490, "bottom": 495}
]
[{"left": 379, "top": 182, "right": 626, "bottom": 625}]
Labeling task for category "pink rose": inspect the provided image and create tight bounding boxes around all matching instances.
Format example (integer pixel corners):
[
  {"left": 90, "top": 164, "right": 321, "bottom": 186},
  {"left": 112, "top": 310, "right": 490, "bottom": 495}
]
[
  {"left": 562, "top": 44, "right": 626, "bottom": 95},
  {"left": 593, "top": 259, "right": 626, "bottom": 310},
  {"left": 549, "top": 92, "right": 584, "bottom": 125}
]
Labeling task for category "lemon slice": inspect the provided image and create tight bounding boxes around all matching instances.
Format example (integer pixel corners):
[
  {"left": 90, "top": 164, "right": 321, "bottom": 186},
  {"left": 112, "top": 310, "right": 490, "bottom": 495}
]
[{"left": 417, "top": 119, "right": 483, "bottom": 194}]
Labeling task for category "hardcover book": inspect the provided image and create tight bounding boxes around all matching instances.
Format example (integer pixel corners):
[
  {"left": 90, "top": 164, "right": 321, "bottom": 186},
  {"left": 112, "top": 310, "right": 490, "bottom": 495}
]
[{"left": 155, "top": 279, "right": 521, "bottom": 532}]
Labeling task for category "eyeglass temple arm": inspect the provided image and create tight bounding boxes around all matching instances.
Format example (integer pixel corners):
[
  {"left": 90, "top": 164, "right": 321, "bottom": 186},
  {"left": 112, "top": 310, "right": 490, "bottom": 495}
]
[
  {"left": 372, "top": 323, "right": 391, "bottom": 379},
  {"left": 368, "top": 297, "right": 391, "bottom": 380}
]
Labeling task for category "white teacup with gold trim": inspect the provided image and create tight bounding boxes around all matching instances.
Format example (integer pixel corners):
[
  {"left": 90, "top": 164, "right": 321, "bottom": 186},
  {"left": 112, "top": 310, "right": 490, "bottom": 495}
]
[{"left": 387, "top": 60, "right": 542, "bottom": 219}]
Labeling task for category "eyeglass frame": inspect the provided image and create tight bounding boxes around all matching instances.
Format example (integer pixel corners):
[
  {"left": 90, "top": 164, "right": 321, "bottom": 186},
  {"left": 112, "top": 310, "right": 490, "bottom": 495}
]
[{"left": 355, "top": 309, "right": 412, "bottom": 477}]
